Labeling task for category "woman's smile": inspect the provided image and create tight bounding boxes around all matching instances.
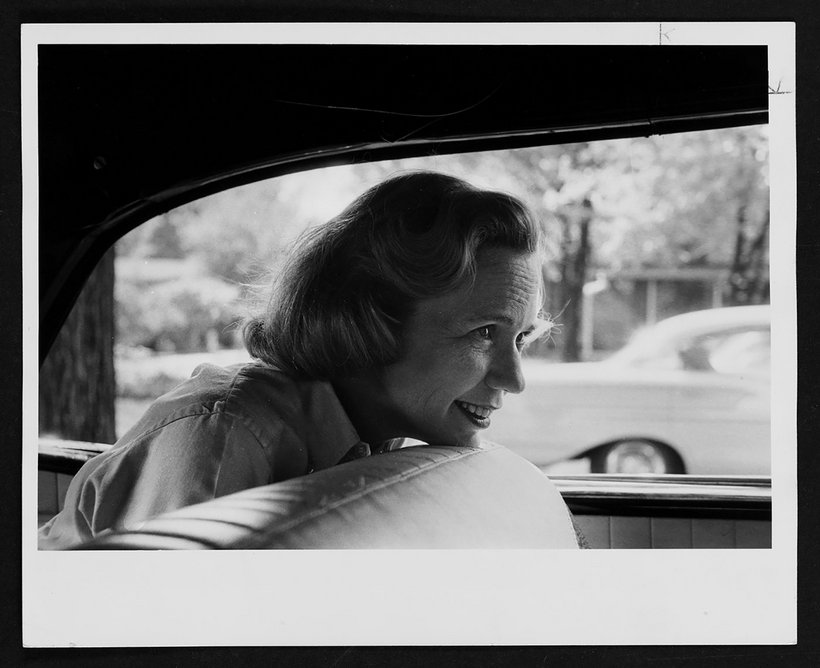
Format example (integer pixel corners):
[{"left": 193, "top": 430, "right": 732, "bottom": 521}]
[{"left": 453, "top": 400, "right": 497, "bottom": 426}]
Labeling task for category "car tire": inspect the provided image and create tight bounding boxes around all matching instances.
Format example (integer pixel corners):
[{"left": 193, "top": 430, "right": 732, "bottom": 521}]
[{"left": 589, "top": 440, "right": 684, "bottom": 474}]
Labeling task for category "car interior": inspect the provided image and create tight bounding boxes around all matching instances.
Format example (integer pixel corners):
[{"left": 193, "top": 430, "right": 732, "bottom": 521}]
[{"left": 36, "top": 43, "right": 772, "bottom": 550}]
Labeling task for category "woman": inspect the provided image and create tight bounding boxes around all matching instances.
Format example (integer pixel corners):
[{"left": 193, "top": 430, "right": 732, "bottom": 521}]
[{"left": 39, "top": 171, "right": 552, "bottom": 549}]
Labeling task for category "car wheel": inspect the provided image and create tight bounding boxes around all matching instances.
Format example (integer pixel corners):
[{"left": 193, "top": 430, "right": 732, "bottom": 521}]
[{"left": 589, "top": 440, "right": 684, "bottom": 474}]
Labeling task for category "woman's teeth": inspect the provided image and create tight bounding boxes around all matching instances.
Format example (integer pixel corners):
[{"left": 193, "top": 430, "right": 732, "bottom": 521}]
[{"left": 456, "top": 401, "right": 492, "bottom": 419}]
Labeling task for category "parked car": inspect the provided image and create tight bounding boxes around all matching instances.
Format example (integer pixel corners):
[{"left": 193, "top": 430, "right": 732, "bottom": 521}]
[{"left": 488, "top": 305, "right": 771, "bottom": 474}]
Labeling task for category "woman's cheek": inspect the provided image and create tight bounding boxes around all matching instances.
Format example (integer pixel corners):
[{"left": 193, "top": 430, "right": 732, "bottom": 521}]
[{"left": 455, "top": 342, "right": 490, "bottom": 373}]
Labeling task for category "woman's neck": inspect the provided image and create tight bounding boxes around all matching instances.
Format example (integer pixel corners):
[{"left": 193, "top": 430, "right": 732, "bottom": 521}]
[{"left": 331, "top": 374, "right": 399, "bottom": 446}]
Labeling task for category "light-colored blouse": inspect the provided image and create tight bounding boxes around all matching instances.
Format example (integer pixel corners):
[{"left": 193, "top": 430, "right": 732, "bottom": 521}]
[{"left": 38, "top": 362, "right": 378, "bottom": 549}]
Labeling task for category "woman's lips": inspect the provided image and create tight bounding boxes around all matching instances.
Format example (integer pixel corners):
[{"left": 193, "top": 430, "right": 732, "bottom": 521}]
[{"left": 454, "top": 400, "right": 497, "bottom": 427}]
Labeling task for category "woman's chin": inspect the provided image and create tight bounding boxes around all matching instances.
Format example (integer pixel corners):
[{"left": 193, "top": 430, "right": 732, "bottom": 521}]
[{"left": 442, "top": 429, "right": 482, "bottom": 448}]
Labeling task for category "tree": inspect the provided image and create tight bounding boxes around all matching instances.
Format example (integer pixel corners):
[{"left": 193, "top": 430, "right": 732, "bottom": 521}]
[
  {"left": 116, "top": 275, "right": 242, "bottom": 352},
  {"left": 556, "top": 197, "right": 594, "bottom": 360},
  {"left": 728, "top": 200, "right": 770, "bottom": 305},
  {"left": 39, "top": 248, "right": 117, "bottom": 443},
  {"left": 608, "top": 127, "right": 769, "bottom": 275},
  {"left": 726, "top": 132, "right": 770, "bottom": 305},
  {"left": 145, "top": 216, "right": 186, "bottom": 258}
]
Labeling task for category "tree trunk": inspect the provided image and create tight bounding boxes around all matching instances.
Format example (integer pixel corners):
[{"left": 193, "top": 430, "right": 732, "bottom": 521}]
[
  {"left": 559, "top": 198, "right": 593, "bottom": 362},
  {"left": 39, "top": 248, "right": 117, "bottom": 443},
  {"left": 728, "top": 198, "right": 770, "bottom": 306},
  {"left": 727, "top": 135, "right": 769, "bottom": 306}
]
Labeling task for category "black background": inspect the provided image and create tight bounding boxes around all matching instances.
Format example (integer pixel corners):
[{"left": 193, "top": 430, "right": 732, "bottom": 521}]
[{"left": 2, "top": 2, "right": 819, "bottom": 667}]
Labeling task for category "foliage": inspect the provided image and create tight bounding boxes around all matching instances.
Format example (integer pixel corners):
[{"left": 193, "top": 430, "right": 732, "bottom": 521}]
[{"left": 116, "top": 275, "right": 243, "bottom": 353}]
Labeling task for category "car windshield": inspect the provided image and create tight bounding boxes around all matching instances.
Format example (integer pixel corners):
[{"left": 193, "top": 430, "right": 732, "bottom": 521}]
[
  {"left": 708, "top": 328, "right": 770, "bottom": 376},
  {"left": 41, "top": 126, "right": 771, "bottom": 477},
  {"left": 605, "top": 315, "right": 771, "bottom": 374}
]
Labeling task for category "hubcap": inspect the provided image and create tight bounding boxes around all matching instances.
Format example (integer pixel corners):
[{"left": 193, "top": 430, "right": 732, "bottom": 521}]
[{"left": 605, "top": 441, "right": 668, "bottom": 474}]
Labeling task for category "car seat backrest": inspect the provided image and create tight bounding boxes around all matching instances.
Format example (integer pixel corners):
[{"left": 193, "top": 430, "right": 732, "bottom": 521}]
[{"left": 78, "top": 443, "right": 580, "bottom": 549}]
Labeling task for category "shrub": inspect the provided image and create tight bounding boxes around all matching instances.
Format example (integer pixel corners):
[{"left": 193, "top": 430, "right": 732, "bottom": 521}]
[{"left": 116, "top": 275, "right": 243, "bottom": 353}]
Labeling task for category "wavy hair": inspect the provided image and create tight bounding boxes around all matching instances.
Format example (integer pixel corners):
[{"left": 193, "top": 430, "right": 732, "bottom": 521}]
[{"left": 243, "top": 171, "right": 544, "bottom": 379}]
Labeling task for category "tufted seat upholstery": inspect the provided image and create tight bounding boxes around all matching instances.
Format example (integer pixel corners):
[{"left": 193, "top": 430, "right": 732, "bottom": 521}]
[{"left": 77, "top": 443, "right": 580, "bottom": 549}]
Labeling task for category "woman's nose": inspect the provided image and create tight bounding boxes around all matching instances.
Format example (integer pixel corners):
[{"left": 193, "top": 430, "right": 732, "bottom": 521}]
[{"left": 485, "top": 346, "right": 526, "bottom": 394}]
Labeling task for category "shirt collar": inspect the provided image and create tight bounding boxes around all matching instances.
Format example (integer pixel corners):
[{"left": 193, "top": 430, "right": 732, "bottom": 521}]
[{"left": 301, "top": 379, "right": 367, "bottom": 471}]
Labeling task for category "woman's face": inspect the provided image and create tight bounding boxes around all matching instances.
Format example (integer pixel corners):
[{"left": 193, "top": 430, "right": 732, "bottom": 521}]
[{"left": 376, "top": 247, "right": 542, "bottom": 447}]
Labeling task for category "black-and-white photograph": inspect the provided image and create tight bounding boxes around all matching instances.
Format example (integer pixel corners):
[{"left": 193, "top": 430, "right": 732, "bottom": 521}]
[{"left": 22, "top": 23, "right": 796, "bottom": 647}]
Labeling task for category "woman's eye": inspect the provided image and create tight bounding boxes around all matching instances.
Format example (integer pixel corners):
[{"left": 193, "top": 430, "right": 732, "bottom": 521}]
[
  {"left": 516, "top": 331, "right": 533, "bottom": 351},
  {"left": 474, "top": 326, "right": 492, "bottom": 340}
]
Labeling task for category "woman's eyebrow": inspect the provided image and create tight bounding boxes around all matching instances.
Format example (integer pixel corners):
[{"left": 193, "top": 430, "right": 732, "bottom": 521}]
[
  {"left": 465, "top": 313, "right": 535, "bottom": 329},
  {"left": 464, "top": 313, "right": 513, "bottom": 326}
]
